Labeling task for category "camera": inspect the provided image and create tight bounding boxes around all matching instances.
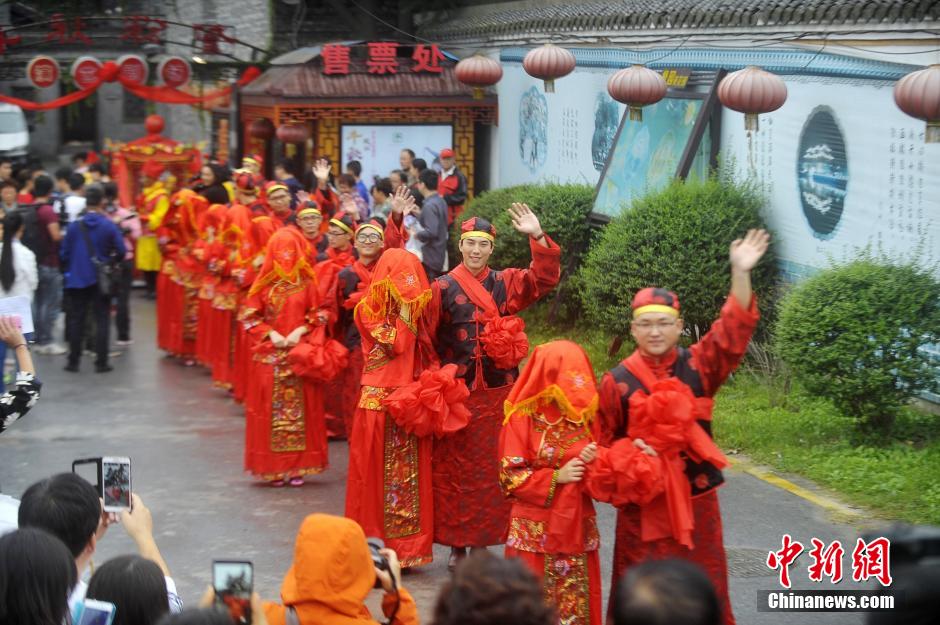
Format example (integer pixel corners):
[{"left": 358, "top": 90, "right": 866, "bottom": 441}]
[{"left": 367, "top": 537, "right": 390, "bottom": 589}]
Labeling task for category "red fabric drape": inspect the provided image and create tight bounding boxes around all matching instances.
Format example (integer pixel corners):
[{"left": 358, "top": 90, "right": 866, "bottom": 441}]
[{"left": 0, "top": 66, "right": 261, "bottom": 110}]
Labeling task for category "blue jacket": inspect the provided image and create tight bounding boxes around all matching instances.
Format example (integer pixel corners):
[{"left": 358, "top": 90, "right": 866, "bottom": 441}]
[{"left": 60, "top": 212, "right": 127, "bottom": 289}]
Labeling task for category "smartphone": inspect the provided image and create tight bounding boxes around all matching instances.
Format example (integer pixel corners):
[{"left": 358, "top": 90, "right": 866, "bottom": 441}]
[
  {"left": 101, "top": 457, "right": 132, "bottom": 512},
  {"left": 73, "top": 457, "right": 132, "bottom": 513},
  {"left": 213, "top": 560, "right": 253, "bottom": 625},
  {"left": 74, "top": 599, "right": 117, "bottom": 625}
]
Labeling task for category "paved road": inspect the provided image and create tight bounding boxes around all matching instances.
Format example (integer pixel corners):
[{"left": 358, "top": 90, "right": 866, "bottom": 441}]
[{"left": 0, "top": 297, "right": 888, "bottom": 624}]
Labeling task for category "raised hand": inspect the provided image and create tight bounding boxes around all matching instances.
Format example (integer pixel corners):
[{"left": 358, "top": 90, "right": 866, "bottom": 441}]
[
  {"left": 508, "top": 202, "right": 543, "bottom": 238},
  {"left": 312, "top": 159, "right": 331, "bottom": 183},
  {"left": 579, "top": 442, "right": 598, "bottom": 464},
  {"left": 729, "top": 228, "right": 770, "bottom": 273},
  {"left": 390, "top": 185, "right": 414, "bottom": 215}
]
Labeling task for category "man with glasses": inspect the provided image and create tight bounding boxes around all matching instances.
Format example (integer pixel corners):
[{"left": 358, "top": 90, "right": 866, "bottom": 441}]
[
  {"left": 597, "top": 229, "right": 770, "bottom": 625},
  {"left": 294, "top": 201, "right": 329, "bottom": 263},
  {"left": 264, "top": 181, "right": 294, "bottom": 227}
]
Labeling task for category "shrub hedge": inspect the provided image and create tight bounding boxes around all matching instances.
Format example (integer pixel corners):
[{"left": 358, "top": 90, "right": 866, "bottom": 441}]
[
  {"left": 775, "top": 257, "right": 940, "bottom": 431},
  {"left": 576, "top": 176, "right": 777, "bottom": 339}
]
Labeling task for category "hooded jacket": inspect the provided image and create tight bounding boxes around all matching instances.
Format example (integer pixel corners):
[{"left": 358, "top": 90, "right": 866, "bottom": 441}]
[
  {"left": 264, "top": 514, "right": 418, "bottom": 625},
  {"left": 60, "top": 211, "right": 127, "bottom": 290}
]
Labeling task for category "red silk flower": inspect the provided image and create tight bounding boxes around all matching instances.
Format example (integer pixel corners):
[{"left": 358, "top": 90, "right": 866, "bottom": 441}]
[
  {"left": 287, "top": 330, "right": 349, "bottom": 382},
  {"left": 586, "top": 438, "right": 665, "bottom": 508},
  {"left": 479, "top": 315, "right": 529, "bottom": 370},
  {"left": 382, "top": 364, "right": 471, "bottom": 438}
]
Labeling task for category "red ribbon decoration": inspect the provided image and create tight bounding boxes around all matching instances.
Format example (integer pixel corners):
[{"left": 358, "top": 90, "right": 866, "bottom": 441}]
[{"left": 0, "top": 65, "right": 261, "bottom": 111}]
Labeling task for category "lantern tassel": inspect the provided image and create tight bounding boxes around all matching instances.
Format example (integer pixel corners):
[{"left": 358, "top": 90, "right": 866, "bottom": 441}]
[
  {"left": 543, "top": 79, "right": 555, "bottom": 93},
  {"left": 927, "top": 121, "right": 939, "bottom": 144},
  {"left": 745, "top": 113, "right": 760, "bottom": 132},
  {"left": 629, "top": 105, "right": 643, "bottom": 122},
  {"left": 472, "top": 87, "right": 484, "bottom": 100}
]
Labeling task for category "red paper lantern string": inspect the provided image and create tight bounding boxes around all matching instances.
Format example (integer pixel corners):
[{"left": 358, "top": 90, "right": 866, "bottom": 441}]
[{"left": 0, "top": 65, "right": 262, "bottom": 111}]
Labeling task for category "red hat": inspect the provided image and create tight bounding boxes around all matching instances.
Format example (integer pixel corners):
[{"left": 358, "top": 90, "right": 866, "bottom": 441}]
[
  {"left": 141, "top": 160, "right": 166, "bottom": 180},
  {"left": 459, "top": 216, "right": 496, "bottom": 242},
  {"left": 234, "top": 171, "right": 258, "bottom": 193},
  {"left": 440, "top": 148, "right": 455, "bottom": 159},
  {"left": 242, "top": 153, "right": 264, "bottom": 168},
  {"left": 631, "top": 287, "right": 680, "bottom": 319}
]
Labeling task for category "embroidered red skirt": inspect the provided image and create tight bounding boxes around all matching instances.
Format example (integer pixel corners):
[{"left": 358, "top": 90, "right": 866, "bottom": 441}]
[
  {"left": 156, "top": 269, "right": 178, "bottom": 353},
  {"left": 243, "top": 353, "right": 328, "bottom": 480},
  {"left": 345, "top": 386, "right": 433, "bottom": 568},
  {"left": 195, "top": 297, "right": 215, "bottom": 368},
  {"left": 432, "top": 384, "right": 513, "bottom": 547},
  {"left": 609, "top": 489, "right": 736, "bottom": 625},
  {"left": 207, "top": 307, "right": 235, "bottom": 389},
  {"left": 324, "top": 346, "right": 364, "bottom": 440},
  {"left": 507, "top": 547, "right": 603, "bottom": 625}
]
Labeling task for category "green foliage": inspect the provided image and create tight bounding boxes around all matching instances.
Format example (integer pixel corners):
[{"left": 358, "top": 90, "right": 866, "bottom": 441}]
[
  {"left": 776, "top": 257, "right": 940, "bottom": 431},
  {"left": 715, "top": 378, "right": 940, "bottom": 525},
  {"left": 577, "top": 176, "right": 777, "bottom": 339},
  {"left": 449, "top": 183, "right": 596, "bottom": 273}
]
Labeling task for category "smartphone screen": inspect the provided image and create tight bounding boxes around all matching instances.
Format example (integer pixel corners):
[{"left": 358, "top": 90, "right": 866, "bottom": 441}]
[
  {"left": 75, "top": 599, "right": 116, "bottom": 625},
  {"left": 214, "top": 560, "right": 253, "bottom": 625},
  {"left": 101, "top": 457, "right": 131, "bottom": 511}
]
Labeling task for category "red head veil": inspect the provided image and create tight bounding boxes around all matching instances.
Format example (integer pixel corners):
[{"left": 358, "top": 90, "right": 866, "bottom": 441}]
[
  {"left": 503, "top": 339, "right": 598, "bottom": 427},
  {"left": 355, "top": 248, "right": 432, "bottom": 331},
  {"left": 249, "top": 228, "right": 317, "bottom": 296}
]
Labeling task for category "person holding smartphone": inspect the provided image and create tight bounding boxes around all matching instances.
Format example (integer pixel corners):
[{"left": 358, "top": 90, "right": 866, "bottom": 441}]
[
  {"left": 0, "top": 315, "right": 40, "bottom": 436},
  {"left": 262, "top": 514, "right": 418, "bottom": 625}
]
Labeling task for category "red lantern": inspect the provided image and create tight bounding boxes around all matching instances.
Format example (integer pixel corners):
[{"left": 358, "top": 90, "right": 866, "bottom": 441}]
[
  {"left": 145, "top": 114, "right": 165, "bottom": 135},
  {"left": 276, "top": 123, "right": 310, "bottom": 144},
  {"left": 894, "top": 64, "right": 940, "bottom": 143},
  {"left": 607, "top": 65, "right": 667, "bottom": 122},
  {"left": 248, "top": 118, "right": 275, "bottom": 141},
  {"left": 718, "top": 66, "right": 787, "bottom": 132},
  {"left": 522, "top": 44, "right": 575, "bottom": 93},
  {"left": 455, "top": 54, "right": 503, "bottom": 100}
]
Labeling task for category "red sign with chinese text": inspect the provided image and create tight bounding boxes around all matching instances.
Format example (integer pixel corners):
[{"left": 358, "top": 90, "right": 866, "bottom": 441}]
[
  {"left": 71, "top": 56, "right": 102, "bottom": 90},
  {"left": 321, "top": 43, "right": 448, "bottom": 76},
  {"left": 27, "top": 55, "right": 60, "bottom": 89},
  {"left": 117, "top": 54, "right": 148, "bottom": 86},
  {"left": 158, "top": 56, "right": 191, "bottom": 88}
]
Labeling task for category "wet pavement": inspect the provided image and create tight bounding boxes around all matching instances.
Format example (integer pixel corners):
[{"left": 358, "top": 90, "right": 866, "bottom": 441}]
[{"left": 0, "top": 296, "right": 885, "bottom": 624}]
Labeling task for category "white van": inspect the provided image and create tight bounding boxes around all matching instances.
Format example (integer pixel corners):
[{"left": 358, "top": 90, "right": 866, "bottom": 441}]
[{"left": 0, "top": 103, "right": 29, "bottom": 165}]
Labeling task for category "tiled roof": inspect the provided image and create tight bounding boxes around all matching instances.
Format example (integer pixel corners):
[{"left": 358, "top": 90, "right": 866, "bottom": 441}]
[{"left": 419, "top": 0, "right": 939, "bottom": 41}]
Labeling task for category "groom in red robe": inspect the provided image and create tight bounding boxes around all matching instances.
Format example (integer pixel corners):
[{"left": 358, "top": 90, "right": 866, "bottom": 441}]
[
  {"left": 432, "top": 204, "right": 561, "bottom": 569},
  {"left": 599, "top": 229, "right": 770, "bottom": 625}
]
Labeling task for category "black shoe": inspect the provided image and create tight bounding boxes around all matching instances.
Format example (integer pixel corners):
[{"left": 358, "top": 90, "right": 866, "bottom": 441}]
[
  {"left": 64, "top": 364, "right": 79, "bottom": 372},
  {"left": 447, "top": 547, "right": 467, "bottom": 572},
  {"left": 95, "top": 364, "right": 114, "bottom": 373}
]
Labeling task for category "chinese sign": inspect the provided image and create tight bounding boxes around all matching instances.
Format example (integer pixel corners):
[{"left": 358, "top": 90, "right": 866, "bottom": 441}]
[
  {"left": 26, "top": 55, "right": 60, "bottom": 89},
  {"left": 766, "top": 534, "right": 892, "bottom": 589},
  {"left": 322, "top": 43, "right": 447, "bottom": 76}
]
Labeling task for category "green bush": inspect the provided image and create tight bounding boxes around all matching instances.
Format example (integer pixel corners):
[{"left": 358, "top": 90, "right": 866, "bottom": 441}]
[
  {"left": 577, "top": 176, "right": 777, "bottom": 339},
  {"left": 776, "top": 257, "right": 940, "bottom": 432},
  {"left": 448, "top": 183, "right": 595, "bottom": 273}
]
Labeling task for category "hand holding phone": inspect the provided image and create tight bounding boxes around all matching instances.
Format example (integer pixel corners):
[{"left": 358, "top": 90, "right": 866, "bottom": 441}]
[
  {"left": 214, "top": 560, "right": 253, "bottom": 625},
  {"left": 74, "top": 599, "right": 116, "bottom": 625},
  {"left": 72, "top": 457, "right": 132, "bottom": 513}
]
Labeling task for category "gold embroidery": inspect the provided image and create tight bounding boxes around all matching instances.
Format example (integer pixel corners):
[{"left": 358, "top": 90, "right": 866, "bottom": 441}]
[
  {"left": 544, "top": 553, "right": 591, "bottom": 625},
  {"left": 498, "top": 456, "right": 533, "bottom": 494},
  {"left": 506, "top": 517, "right": 547, "bottom": 552},
  {"left": 358, "top": 386, "right": 390, "bottom": 410},
  {"left": 270, "top": 363, "right": 306, "bottom": 452},
  {"left": 383, "top": 415, "right": 421, "bottom": 539},
  {"left": 183, "top": 287, "right": 199, "bottom": 341}
]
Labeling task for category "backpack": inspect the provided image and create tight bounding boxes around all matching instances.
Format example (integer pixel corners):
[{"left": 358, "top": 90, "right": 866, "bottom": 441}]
[{"left": 15, "top": 202, "right": 49, "bottom": 262}]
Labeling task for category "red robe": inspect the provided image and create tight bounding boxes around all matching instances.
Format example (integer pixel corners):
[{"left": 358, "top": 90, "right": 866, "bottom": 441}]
[
  {"left": 240, "top": 269, "right": 335, "bottom": 480},
  {"left": 499, "top": 410, "right": 604, "bottom": 625},
  {"left": 432, "top": 237, "right": 562, "bottom": 547},
  {"left": 599, "top": 295, "right": 759, "bottom": 625}
]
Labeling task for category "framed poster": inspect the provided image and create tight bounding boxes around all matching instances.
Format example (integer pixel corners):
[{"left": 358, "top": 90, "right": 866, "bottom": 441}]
[
  {"left": 340, "top": 124, "right": 454, "bottom": 185},
  {"left": 592, "top": 93, "right": 713, "bottom": 220}
]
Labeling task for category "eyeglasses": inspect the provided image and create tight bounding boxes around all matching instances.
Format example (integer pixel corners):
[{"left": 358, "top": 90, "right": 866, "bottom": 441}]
[
  {"left": 632, "top": 320, "right": 679, "bottom": 332},
  {"left": 326, "top": 230, "right": 348, "bottom": 237},
  {"left": 356, "top": 233, "right": 382, "bottom": 243}
]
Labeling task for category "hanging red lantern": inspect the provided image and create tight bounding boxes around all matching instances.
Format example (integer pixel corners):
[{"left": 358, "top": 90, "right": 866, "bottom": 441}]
[
  {"left": 144, "top": 114, "right": 165, "bottom": 135},
  {"left": 276, "top": 123, "right": 310, "bottom": 144},
  {"left": 455, "top": 54, "right": 503, "bottom": 100},
  {"left": 522, "top": 44, "right": 575, "bottom": 93},
  {"left": 607, "top": 65, "right": 667, "bottom": 122},
  {"left": 894, "top": 64, "right": 940, "bottom": 143},
  {"left": 248, "top": 118, "right": 275, "bottom": 141},
  {"left": 718, "top": 66, "right": 787, "bottom": 132}
]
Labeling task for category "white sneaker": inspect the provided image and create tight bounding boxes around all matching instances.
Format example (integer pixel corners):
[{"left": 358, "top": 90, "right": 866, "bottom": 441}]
[
  {"left": 45, "top": 343, "right": 68, "bottom": 356},
  {"left": 115, "top": 339, "right": 134, "bottom": 346}
]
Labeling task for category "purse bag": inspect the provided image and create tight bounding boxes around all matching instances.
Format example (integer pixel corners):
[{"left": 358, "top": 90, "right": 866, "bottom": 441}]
[{"left": 78, "top": 220, "right": 119, "bottom": 296}]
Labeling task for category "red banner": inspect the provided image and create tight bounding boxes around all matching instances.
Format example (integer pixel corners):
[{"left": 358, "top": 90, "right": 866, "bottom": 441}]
[{"left": 0, "top": 64, "right": 261, "bottom": 111}]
